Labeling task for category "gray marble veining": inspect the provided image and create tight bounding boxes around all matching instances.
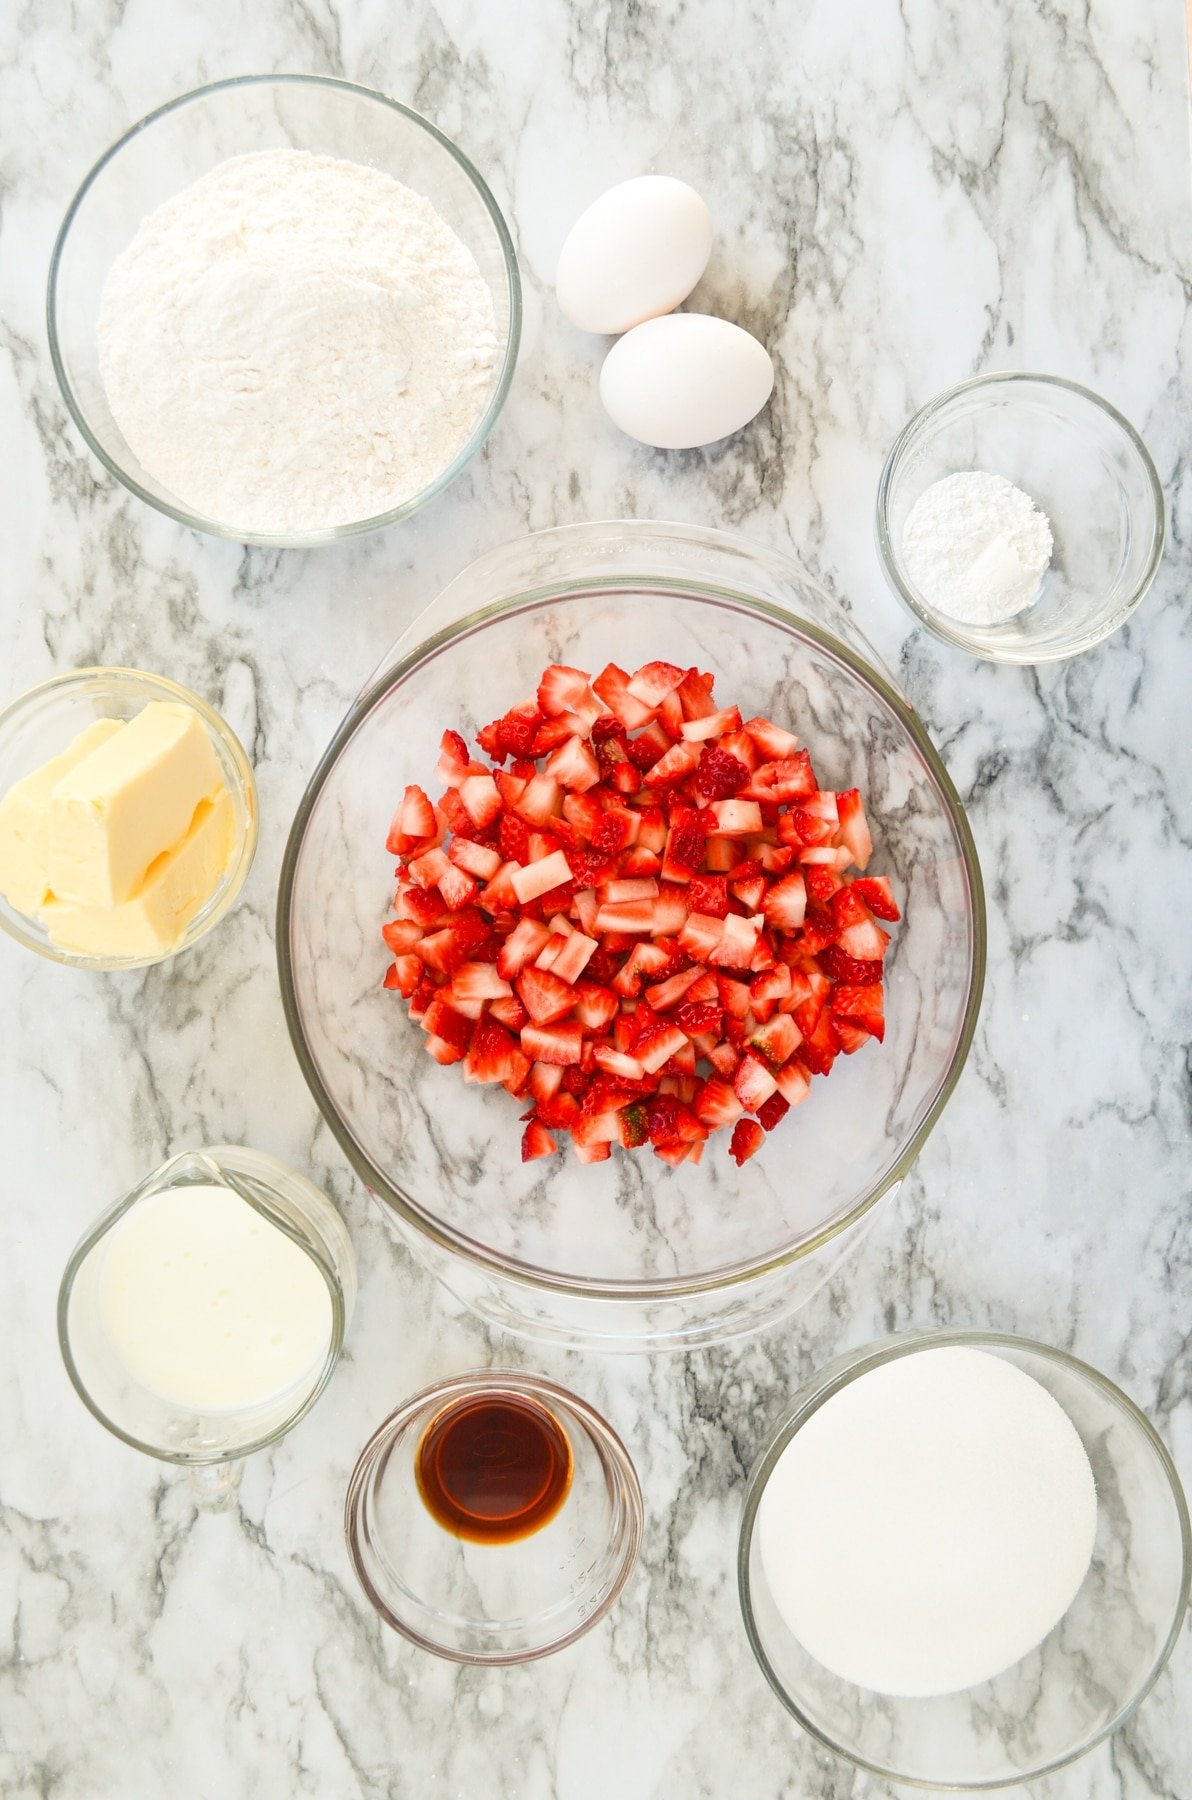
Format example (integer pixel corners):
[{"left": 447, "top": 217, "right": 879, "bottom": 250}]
[{"left": 1, "top": 1, "right": 1190, "bottom": 1796}]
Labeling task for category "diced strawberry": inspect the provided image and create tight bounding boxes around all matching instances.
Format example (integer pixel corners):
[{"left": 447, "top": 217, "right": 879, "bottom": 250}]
[
  {"left": 595, "top": 896, "right": 657, "bottom": 934},
  {"left": 420, "top": 997, "right": 475, "bottom": 1052},
  {"left": 511, "top": 850, "right": 573, "bottom": 905},
  {"left": 678, "top": 911, "right": 725, "bottom": 963},
  {"left": 520, "top": 1021, "right": 585, "bottom": 1065},
  {"left": 743, "top": 716, "right": 799, "bottom": 759},
  {"left": 592, "top": 663, "right": 658, "bottom": 730},
  {"left": 436, "top": 729, "right": 473, "bottom": 789},
  {"left": 449, "top": 838, "right": 502, "bottom": 882},
  {"left": 661, "top": 806, "right": 708, "bottom": 882},
  {"left": 487, "top": 995, "right": 528, "bottom": 1031},
  {"left": 521, "top": 1119, "right": 558, "bottom": 1161},
  {"left": 514, "top": 773, "right": 563, "bottom": 825},
  {"left": 731, "top": 874, "right": 767, "bottom": 912},
  {"left": 747, "top": 751, "right": 816, "bottom": 802},
  {"left": 464, "top": 1019, "right": 530, "bottom": 1089},
  {"left": 627, "top": 660, "right": 686, "bottom": 707},
  {"left": 424, "top": 1033, "right": 466, "bottom": 1065},
  {"left": 711, "top": 912, "right": 760, "bottom": 970},
  {"left": 734, "top": 1052, "right": 779, "bottom": 1111},
  {"left": 675, "top": 667, "right": 716, "bottom": 719},
  {"left": 692, "top": 744, "right": 749, "bottom": 799},
  {"left": 678, "top": 706, "right": 741, "bottom": 746},
  {"left": 495, "top": 917, "right": 550, "bottom": 979},
  {"left": 803, "top": 862, "right": 843, "bottom": 904},
  {"left": 750, "top": 964, "right": 792, "bottom": 1010},
  {"left": 385, "top": 953, "right": 423, "bottom": 997},
  {"left": 644, "top": 740, "right": 700, "bottom": 789},
  {"left": 675, "top": 999, "right": 723, "bottom": 1034},
  {"left": 620, "top": 846, "right": 662, "bottom": 878},
  {"left": 537, "top": 664, "right": 606, "bottom": 727},
  {"left": 386, "top": 784, "right": 438, "bottom": 856},
  {"left": 634, "top": 806, "right": 668, "bottom": 854},
  {"left": 829, "top": 981, "right": 886, "bottom": 1042},
  {"left": 850, "top": 875, "right": 900, "bottom": 921},
  {"left": 448, "top": 961, "right": 514, "bottom": 1006},
  {"left": 516, "top": 965, "right": 576, "bottom": 1024},
  {"left": 680, "top": 874, "right": 724, "bottom": 919},
  {"left": 546, "top": 930, "right": 597, "bottom": 984},
  {"left": 493, "top": 701, "right": 543, "bottom": 760},
  {"left": 834, "top": 1019, "right": 872, "bottom": 1054},
  {"left": 381, "top": 917, "right": 423, "bottom": 954},
  {"left": 729, "top": 1118, "right": 765, "bottom": 1165},
  {"left": 657, "top": 688, "right": 685, "bottom": 741},
  {"left": 643, "top": 965, "right": 702, "bottom": 1011},
  {"left": 818, "top": 944, "right": 884, "bottom": 984},
  {"left": 571, "top": 1140, "right": 610, "bottom": 1164},
  {"left": 531, "top": 716, "right": 578, "bottom": 756},
  {"left": 649, "top": 885, "right": 690, "bottom": 936},
  {"left": 763, "top": 870, "right": 808, "bottom": 933},
  {"left": 757, "top": 842, "right": 796, "bottom": 874},
  {"left": 838, "top": 915, "right": 891, "bottom": 962},
  {"left": 775, "top": 1059, "right": 811, "bottom": 1106},
  {"left": 478, "top": 860, "right": 523, "bottom": 913},
  {"left": 800, "top": 1010, "right": 842, "bottom": 1075},
  {"left": 692, "top": 1077, "right": 743, "bottom": 1129},
  {"left": 709, "top": 798, "right": 763, "bottom": 835},
  {"left": 757, "top": 1091, "right": 790, "bottom": 1132},
  {"left": 636, "top": 1024, "right": 689, "bottom": 1075},
  {"left": 593, "top": 1045, "right": 647, "bottom": 1081},
  {"left": 835, "top": 788, "right": 873, "bottom": 870},
  {"left": 545, "top": 735, "right": 601, "bottom": 792},
  {"left": 750, "top": 1014, "right": 801, "bottom": 1067}
]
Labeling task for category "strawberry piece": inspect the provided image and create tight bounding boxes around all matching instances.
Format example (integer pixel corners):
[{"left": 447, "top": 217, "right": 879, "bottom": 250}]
[
  {"left": 775, "top": 1060, "right": 811, "bottom": 1106},
  {"left": 709, "top": 798, "right": 763, "bottom": 835},
  {"left": 532, "top": 716, "right": 578, "bottom": 756},
  {"left": 511, "top": 849, "right": 573, "bottom": 905},
  {"left": 800, "top": 1010, "right": 842, "bottom": 1075},
  {"left": 516, "top": 966, "right": 576, "bottom": 1024},
  {"left": 618, "top": 1101, "right": 649, "bottom": 1148},
  {"left": 643, "top": 965, "right": 702, "bottom": 1011},
  {"left": 627, "top": 660, "right": 687, "bottom": 707},
  {"left": 675, "top": 999, "right": 723, "bottom": 1034},
  {"left": 729, "top": 1118, "right": 765, "bottom": 1165},
  {"left": 711, "top": 912, "right": 759, "bottom": 969},
  {"left": 661, "top": 806, "right": 708, "bottom": 883},
  {"left": 521, "top": 1021, "right": 585, "bottom": 1065},
  {"left": 818, "top": 944, "right": 884, "bottom": 984},
  {"left": 545, "top": 735, "right": 601, "bottom": 792},
  {"left": 763, "top": 870, "right": 808, "bottom": 933},
  {"left": 837, "top": 915, "right": 891, "bottom": 962},
  {"left": 514, "top": 773, "right": 562, "bottom": 825},
  {"left": 521, "top": 1119, "right": 558, "bottom": 1161},
  {"left": 635, "top": 805, "right": 667, "bottom": 854},
  {"left": 637, "top": 1023, "right": 689, "bottom": 1075},
  {"left": 547, "top": 931, "right": 598, "bottom": 984},
  {"left": 694, "top": 745, "right": 750, "bottom": 799},
  {"left": 593, "top": 1045, "right": 647, "bottom": 1081},
  {"left": 850, "top": 875, "right": 901, "bottom": 921},
  {"left": 593, "top": 809, "right": 638, "bottom": 856},
  {"left": 743, "top": 716, "right": 799, "bottom": 759},
  {"left": 675, "top": 666, "right": 716, "bottom": 719},
  {"left": 384, "top": 954, "right": 421, "bottom": 998},
  {"left": 731, "top": 874, "right": 767, "bottom": 912},
  {"left": 835, "top": 788, "right": 873, "bottom": 870},
  {"left": 537, "top": 664, "right": 605, "bottom": 726},
  {"left": 750, "top": 1014, "right": 801, "bottom": 1067},
  {"left": 693, "top": 1077, "right": 744, "bottom": 1129},
  {"left": 448, "top": 961, "right": 514, "bottom": 1007},
  {"left": 678, "top": 911, "right": 725, "bottom": 963},
  {"left": 494, "top": 813, "right": 525, "bottom": 866},
  {"left": 592, "top": 663, "right": 658, "bottom": 731},
  {"left": 449, "top": 838, "right": 503, "bottom": 882},
  {"left": 457, "top": 773, "right": 501, "bottom": 829},
  {"left": 381, "top": 917, "right": 423, "bottom": 954},
  {"left": 644, "top": 741, "right": 700, "bottom": 789},
  {"left": 496, "top": 917, "right": 551, "bottom": 979},
  {"left": 757, "top": 1091, "right": 790, "bottom": 1132},
  {"left": 436, "top": 729, "right": 473, "bottom": 788},
  {"left": 747, "top": 752, "right": 816, "bottom": 801},
  {"left": 420, "top": 998, "right": 475, "bottom": 1053},
  {"left": 803, "top": 862, "right": 843, "bottom": 904},
  {"left": 734, "top": 1052, "right": 779, "bottom": 1111},
  {"left": 687, "top": 873, "right": 729, "bottom": 918},
  {"left": 834, "top": 1019, "right": 872, "bottom": 1055},
  {"left": 829, "top": 981, "right": 886, "bottom": 1042},
  {"left": 386, "top": 784, "right": 438, "bottom": 856},
  {"left": 681, "top": 706, "right": 742, "bottom": 743},
  {"left": 464, "top": 1019, "right": 530, "bottom": 1088}
]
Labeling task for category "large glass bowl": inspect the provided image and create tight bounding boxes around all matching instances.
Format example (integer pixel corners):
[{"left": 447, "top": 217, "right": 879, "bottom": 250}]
[
  {"left": 277, "top": 522, "right": 985, "bottom": 1349},
  {"left": 47, "top": 75, "right": 521, "bottom": 547},
  {"left": 738, "top": 1330, "right": 1191, "bottom": 1787}
]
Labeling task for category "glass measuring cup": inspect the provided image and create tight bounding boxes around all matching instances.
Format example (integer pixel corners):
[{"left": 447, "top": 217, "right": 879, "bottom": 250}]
[{"left": 58, "top": 1146, "right": 355, "bottom": 1508}]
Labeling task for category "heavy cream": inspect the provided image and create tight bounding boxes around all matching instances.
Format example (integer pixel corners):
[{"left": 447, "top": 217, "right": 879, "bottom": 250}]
[{"left": 98, "top": 1183, "right": 333, "bottom": 1413}]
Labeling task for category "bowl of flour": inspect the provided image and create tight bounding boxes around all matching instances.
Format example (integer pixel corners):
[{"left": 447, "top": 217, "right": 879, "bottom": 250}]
[
  {"left": 48, "top": 75, "right": 521, "bottom": 546},
  {"left": 875, "top": 372, "right": 1163, "bottom": 664}
]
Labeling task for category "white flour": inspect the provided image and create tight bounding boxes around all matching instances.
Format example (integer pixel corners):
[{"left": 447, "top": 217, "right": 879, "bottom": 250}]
[
  {"left": 901, "top": 470, "right": 1053, "bottom": 626},
  {"left": 98, "top": 149, "right": 500, "bottom": 535}
]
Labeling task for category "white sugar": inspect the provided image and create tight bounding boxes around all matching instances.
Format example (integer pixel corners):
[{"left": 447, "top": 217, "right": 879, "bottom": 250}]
[{"left": 758, "top": 1346, "right": 1097, "bottom": 1697}]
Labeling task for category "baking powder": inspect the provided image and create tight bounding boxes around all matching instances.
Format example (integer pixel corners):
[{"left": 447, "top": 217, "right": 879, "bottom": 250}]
[
  {"left": 98, "top": 149, "right": 499, "bottom": 535},
  {"left": 901, "top": 470, "right": 1053, "bottom": 626}
]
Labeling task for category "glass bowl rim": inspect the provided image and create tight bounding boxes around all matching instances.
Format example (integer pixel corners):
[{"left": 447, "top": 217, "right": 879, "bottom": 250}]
[
  {"left": 56, "top": 1145, "right": 352, "bottom": 1465},
  {"left": 276, "top": 530, "right": 988, "bottom": 1302},
  {"left": 736, "top": 1325, "right": 1192, "bottom": 1790},
  {"left": 874, "top": 370, "right": 1166, "bottom": 665},
  {"left": 343, "top": 1365, "right": 644, "bottom": 1664},
  {"left": 45, "top": 71, "right": 523, "bottom": 549},
  {"left": 0, "top": 664, "right": 258, "bottom": 969}
]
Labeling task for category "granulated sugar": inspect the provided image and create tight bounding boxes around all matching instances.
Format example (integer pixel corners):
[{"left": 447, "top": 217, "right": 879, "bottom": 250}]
[
  {"left": 901, "top": 471, "right": 1053, "bottom": 626},
  {"left": 757, "top": 1345, "right": 1097, "bottom": 1697},
  {"left": 98, "top": 149, "right": 499, "bottom": 535}
]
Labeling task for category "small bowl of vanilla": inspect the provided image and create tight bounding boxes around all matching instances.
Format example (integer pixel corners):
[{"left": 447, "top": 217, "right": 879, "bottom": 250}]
[{"left": 876, "top": 372, "right": 1164, "bottom": 663}]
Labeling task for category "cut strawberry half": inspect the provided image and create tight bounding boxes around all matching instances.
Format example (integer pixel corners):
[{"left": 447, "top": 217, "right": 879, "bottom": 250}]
[{"left": 386, "top": 784, "right": 438, "bottom": 856}]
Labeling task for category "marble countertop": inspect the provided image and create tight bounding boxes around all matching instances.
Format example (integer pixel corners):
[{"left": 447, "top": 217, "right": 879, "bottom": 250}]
[{"left": 2, "top": 2, "right": 1190, "bottom": 1796}]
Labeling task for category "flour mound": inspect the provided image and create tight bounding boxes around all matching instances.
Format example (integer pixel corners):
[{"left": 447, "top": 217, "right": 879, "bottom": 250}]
[
  {"left": 901, "top": 470, "right": 1053, "bottom": 627},
  {"left": 98, "top": 149, "right": 500, "bottom": 535}
]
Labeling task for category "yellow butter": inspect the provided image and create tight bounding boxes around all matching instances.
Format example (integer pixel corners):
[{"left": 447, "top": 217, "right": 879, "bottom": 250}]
[
  {"left": 48, "top": 701, "right": 222, "bottom": 907},
  {"left": 42, "top": 786, "right": 234, "bottom": 957},
  {"left": 0, "top": 719, "right": 125, "bottom": 916}
]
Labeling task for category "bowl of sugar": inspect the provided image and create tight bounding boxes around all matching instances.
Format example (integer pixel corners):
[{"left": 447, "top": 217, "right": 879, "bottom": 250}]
[
  {"left": 876, "top": 373, "right": 1164, "bottom": 663},
  {"left": 48, "top": 75, "right": 521, "bottom": 547},
  {"left": 738, "top": 1329, "right": 1190, "bottom": 1788}
]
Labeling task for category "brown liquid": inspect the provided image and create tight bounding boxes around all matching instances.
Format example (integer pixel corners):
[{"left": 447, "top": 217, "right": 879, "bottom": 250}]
[{"left": 415, "top": 1393, "right": 574, "bottom": 1544}]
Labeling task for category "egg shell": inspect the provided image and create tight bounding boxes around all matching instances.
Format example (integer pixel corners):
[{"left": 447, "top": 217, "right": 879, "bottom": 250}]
[
  {"left": 556, "top": 175, "right": 712, "bottom": 336},
  {"left": 599, "top": 314, "right": 775, "bottom": 450}
]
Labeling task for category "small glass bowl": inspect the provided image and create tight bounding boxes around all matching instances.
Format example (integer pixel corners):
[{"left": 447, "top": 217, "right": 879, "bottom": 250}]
[
  {"left": 0, "top": 667, "right": 257, "bottom": 970},
  {"left": 59, "top": 1146, "right": 356, "bottom": 1508},
  {"left": 47, "top": 74, "right": 521, "bottom": 547},
  {"left": 345, "top": 1369, "right": 644, "bottom": 1663},
  {"left": 876, "top": 373, "right": 1164, "bottom": 663},
  {"left": 738, "top": 1329, "right": 1191, "bottom": 1789}
]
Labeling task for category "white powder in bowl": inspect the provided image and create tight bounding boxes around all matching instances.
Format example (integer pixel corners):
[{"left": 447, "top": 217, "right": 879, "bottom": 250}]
[
  {"left": 900, "top": 470, "right": 1053, "bottom": 626},
  {"left": 757, "top": 1345, "right": 1097, "bottom": 1698},
  {"left": 98, "top": 149, "right": 500, "bottom": 535}
]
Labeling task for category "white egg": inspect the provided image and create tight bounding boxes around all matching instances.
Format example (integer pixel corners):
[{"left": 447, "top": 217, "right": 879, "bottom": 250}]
[
  {"left": 599, "top": 314, "right": 774, "bottom": 450},
  {"left": 556, "top": 175, "right": 712, "bottom": 336}
]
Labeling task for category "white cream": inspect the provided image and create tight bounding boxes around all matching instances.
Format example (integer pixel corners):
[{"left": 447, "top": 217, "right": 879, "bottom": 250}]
[{"left": 99, "top": 1182, "right": 333, "bottom": 1413}]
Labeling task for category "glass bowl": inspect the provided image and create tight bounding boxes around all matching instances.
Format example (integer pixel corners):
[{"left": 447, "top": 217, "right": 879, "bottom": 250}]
[
  {"left": 875, "top": 373, "right": 1164, "bottom": 663},
  {"left": 47, "top": 74, "right": 521, "bottom": 547},
  {"left": 59, "top": 1146, "right": 356, "bottom": 1508},
  {"left": 0, "top": 666, "right": 257, "bottom": 970},
  {"left": 344, "top": 1369, "right": 643, "bottom": 1662},
  {"left": 278, "top": 521, "right": 985, "bottom": 1350},
  {"left": 738, "top": 1330, "right": 1191, "bottom": 1789}
]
